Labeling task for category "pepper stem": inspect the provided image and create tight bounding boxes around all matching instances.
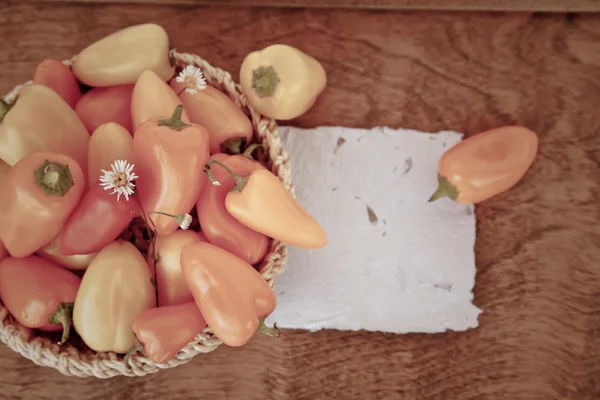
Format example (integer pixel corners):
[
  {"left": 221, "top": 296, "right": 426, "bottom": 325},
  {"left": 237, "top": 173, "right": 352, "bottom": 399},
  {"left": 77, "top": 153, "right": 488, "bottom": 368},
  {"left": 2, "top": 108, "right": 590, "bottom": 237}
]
[
  {"left": 34, "top": 160, "right": 75, "bottom": 196},
  {"left": 220, "top": 137, "right": 247, "bottom": 155},
  {"left": 257, "top": 317, "right": 281, "bottom": 338},
  {"left": 242, "top": 143, "right": 263, "bottom": 160},
  {"left": 124, "top": 338, "right": 147, "bottom": 365},
  {"left": 169, "top": 48, "right": 177, "bottom": 67},
  {"left": 0, "top": 99, "right": 12, "bottom": 122},
  {"left": 158, "top": 105, "right": 190, "bottom": 131},
  {"left": 49, "top": 303, "right": 74, "bottom": 345},
  {"left": 428, "top": 175, "right": 459, "bottom": 202},
  {"left": 203, "top": 159, "right": 249, "bottom": 193},
  {"left": 251, "top": 66, "right": 280, "bottom": 98}
]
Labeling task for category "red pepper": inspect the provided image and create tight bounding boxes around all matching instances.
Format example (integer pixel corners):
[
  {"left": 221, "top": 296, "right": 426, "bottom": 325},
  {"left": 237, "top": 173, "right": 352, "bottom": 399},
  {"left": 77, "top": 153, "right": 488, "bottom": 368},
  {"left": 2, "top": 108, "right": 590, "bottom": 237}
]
[
  {"left": 133, "top": 105, "right": 210, "bottom": 235},
  {"left": 129, "top": 302, "right": 207, "bottom": 364},
  {"left": 33, "top": 59, "right": 82, "bottom": 109},
  {"left": 197, "top": 151, "right": 269, "bottom": 265},
  {"left": 75, "top": 84, "right": 134, "bottom": 135},
  {"left": 181, "top": 242, "right": 279, "bottom": 347},
  {"left": 0, "top": 152, "right": 85, "bottom": 258},
  {"left": 60, "top": 184, "right": 140, "bottom": 255},
  {"left": 0, "top": 255, "right": 81, "bottom": 344}
]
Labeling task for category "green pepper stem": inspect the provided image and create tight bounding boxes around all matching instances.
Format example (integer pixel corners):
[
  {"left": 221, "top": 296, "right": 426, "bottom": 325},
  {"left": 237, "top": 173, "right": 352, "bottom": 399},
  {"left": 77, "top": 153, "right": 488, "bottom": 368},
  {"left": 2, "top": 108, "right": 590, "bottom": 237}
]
[
  {"left": 257, "top": 317, "right": 281, "bottom": 338},
  {"left": 134, "top": 197, "right": 159, "bottom": 307},
  {"left": 242, "top": 143, "right": 263, "bottom": 160},
  {"left": 251, "top": 66, "right": 280, "bottom": 98},
  {"left": 169, "top": 48, "right": 177, "bottom": 67},
  {"left": 49, "top": 303, "right": 74, "bottom": 345},
  {"left": 34, "top": 160, "right": 75, "bottom": 196},
  {"left": 203, "top": 159, "right": 249, "bottom": 193},
  {"left": 428, "top": 175, "right": 459, "bottom": 202},
  {"left": 0, "top": 99, "right": 11, "bottom": 122},
  {"left": 124, "top": 338, "right": 147, "bottom": 365},
  {"left": 158, "top": 105, "right": 190, "bottom": 131},
  {"left": 220, "top": 137, "right": 247, "bottom": 155}
]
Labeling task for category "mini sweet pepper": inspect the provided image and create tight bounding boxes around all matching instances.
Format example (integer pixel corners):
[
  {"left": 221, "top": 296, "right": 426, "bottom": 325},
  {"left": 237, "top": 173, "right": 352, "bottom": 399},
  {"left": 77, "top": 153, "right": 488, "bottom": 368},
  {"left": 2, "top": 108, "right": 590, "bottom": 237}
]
[
  {"left": 181, "top": 242, "right": 280, "bottom": 347},
  {"left": 240, "top": 44, "right": 326, "bottom": 120}
]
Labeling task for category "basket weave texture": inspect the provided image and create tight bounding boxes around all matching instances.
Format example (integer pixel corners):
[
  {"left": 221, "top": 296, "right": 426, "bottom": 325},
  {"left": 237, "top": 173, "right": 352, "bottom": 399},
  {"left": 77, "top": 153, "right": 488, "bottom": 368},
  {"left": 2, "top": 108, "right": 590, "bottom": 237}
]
[{"left": 0, "top": 51, "right": 291, "bottom": 378}]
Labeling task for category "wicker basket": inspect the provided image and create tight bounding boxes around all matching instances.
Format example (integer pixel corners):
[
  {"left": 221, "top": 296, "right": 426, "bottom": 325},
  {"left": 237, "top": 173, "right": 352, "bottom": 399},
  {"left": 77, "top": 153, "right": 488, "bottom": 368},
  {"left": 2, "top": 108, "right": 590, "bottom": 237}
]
[{"left": 0, "top": 51, "right": 292, "bottom": 378}]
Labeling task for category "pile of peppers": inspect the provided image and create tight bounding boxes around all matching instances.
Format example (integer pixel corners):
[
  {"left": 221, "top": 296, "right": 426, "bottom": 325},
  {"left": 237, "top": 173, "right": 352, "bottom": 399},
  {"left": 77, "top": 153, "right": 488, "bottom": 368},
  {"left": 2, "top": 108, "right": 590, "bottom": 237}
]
[
  {"left": 0, "top": 23, "right": 329, "bottom": 364},
  {"left": 0, "top": 23, "right": 539, "bottom": 365}
]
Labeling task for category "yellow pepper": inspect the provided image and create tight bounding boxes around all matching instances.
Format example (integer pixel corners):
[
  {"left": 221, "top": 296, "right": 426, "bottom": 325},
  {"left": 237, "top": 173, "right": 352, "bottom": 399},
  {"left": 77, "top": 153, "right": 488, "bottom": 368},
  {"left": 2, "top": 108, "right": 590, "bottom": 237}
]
[
  {"left": 36, "top": 234, "right": 97, "bottom": 271},
  {"left": 239, "top": 44, "right": 326, "bottom": 120},
  {"left": 72, "top": 24, "right": 175, "bottom": 87},
  {"left": 73, "top": 240, "right": 155, "bottom": 353},
  {"left": 0, "top": 85, "right": 89, "bottom": 174}
]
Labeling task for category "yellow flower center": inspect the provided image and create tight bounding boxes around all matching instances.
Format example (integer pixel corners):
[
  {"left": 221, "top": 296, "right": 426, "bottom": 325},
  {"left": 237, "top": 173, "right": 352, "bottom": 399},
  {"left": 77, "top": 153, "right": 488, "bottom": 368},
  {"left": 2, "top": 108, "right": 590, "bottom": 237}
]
[{"left": 113, "top": 172, "right": 128, "bottom": 187}]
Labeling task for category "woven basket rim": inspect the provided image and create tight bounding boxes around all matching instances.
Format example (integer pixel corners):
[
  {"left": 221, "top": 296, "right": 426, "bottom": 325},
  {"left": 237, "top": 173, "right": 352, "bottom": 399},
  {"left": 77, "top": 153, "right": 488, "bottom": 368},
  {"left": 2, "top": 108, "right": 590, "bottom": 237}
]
[{"left": 0, "top": 51, "right": 291, "bottom": 378}]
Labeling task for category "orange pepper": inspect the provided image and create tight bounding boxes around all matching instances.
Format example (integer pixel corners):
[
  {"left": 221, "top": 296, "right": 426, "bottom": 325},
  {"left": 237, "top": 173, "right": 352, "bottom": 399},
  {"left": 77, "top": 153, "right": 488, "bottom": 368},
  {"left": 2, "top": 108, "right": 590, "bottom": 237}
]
[
  {"left": 87, "top": 122, "right": 134, "bottom": 185},
  {"left": 0, "top": 152, "right": 85, "bottom": 258},
  {"left": 170, "top": 81, "right": 253, "bottom": 154},
  {"left": 149, "top": 230, "right": 207, "bottom": 306},
  {"left": 181, "top": 242, "right": 279, "bottom": 347},
  {"left": 37, "top": 234, "right": 97, "bottom": 271},
  {"left": 130, "top": 301, "right": 207, "bottom": 364},
  {"left": 33, "top": 59, "right": 82, "bottom": 109},
  {"left": 429, "top": 126, "right": 539, "bottom": 204},
  {"left": 132, "top": 70, "right": 189, "bottom": 131},
  {"left": 0, "top": 255, "right": 81, "bottom": 344},
  {"left": 133, "top": 105, "right": 210, "bottom": 235},
  {"left": 0, "top": 84, "right": 89, "bottom": 173},
  {"left": 204, "top": 160, "right": 327, "bottom": 250},
  {"left": 75, "top": 84, "right": 134, "bottom": 135},
  {"left": 197, "top": 152, "right": 269, "bottom": 265}
]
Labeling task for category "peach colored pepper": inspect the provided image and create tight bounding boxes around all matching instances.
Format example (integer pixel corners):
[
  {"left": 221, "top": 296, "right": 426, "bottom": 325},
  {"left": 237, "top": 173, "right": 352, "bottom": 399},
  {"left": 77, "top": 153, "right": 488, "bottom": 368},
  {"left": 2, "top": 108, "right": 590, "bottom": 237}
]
[
  {"left": 0, "top": 152, "right": 85, "bottom": 258},
  {"left": 133, "top": 105, "right": 209, "bottom": 235},
  {"left": 75, "top": 84, "right": 134, "bottom": 134},
  {"left": 171, "top": 81, "right": 253, "bottom": 154},
  {"left": 33, "top": 59, "right": 82, "bottom": 108},
  {"left": 87, "top": 122, "right": 134, "bottom": 185},
  {"left": 181, "top": 242, "right": 279, "bottom": 347},
  {"left": 197, "top": 152, "right": 269, "bottom": 265},
  {"left": 148, "top": 230, "right": 207, "bottom": 306},
  {"left": 132, "top": 70, "right": 189, "bottom": 130},
  {"left": 429, "top": 126, "right": 539, "bottom": 204}
]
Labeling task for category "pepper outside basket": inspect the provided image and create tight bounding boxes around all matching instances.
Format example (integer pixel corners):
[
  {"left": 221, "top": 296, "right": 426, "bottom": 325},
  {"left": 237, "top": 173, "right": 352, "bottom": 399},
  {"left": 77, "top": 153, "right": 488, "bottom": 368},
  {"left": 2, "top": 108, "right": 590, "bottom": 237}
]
[{"left": 0, "top": 51, "right": 292, "bottom": 378}]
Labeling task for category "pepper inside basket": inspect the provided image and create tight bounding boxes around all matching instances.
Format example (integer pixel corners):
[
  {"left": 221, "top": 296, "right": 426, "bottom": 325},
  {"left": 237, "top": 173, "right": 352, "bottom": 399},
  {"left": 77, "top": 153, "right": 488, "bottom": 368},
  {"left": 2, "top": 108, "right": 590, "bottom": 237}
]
[{"left": 0, "top": 50, "right": 292, "bottom": 378}]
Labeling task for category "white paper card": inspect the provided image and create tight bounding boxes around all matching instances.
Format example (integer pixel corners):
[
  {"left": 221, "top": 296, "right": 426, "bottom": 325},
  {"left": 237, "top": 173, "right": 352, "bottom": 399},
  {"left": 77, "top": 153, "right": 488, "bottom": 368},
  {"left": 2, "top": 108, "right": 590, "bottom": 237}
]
[{"left": 266, "top": 126, "right": 481, "bottom": 333}]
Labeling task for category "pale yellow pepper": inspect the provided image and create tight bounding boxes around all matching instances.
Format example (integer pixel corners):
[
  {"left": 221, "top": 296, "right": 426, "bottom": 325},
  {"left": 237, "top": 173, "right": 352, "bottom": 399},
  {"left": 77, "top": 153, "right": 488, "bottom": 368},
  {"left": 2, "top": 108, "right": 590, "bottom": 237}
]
[
  {"left": 239, "top": 44, "right": 326, "bottom": 120},
  {"left": 72, "top": 24, "right": 175, "bottom": 87},
  {"left": 0, "top": 84, "right": 89, "bottom": 175},
  {"left": 73, "top": 240, "right": 155, "bottom": 353}
]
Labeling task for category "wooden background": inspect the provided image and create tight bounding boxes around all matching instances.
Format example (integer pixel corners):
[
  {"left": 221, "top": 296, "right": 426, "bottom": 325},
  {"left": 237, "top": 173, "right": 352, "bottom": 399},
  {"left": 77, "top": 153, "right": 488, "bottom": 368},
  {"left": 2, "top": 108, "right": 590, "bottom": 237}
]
[{"left": 1, "top": 1, "right": 600, "bottom": 399}]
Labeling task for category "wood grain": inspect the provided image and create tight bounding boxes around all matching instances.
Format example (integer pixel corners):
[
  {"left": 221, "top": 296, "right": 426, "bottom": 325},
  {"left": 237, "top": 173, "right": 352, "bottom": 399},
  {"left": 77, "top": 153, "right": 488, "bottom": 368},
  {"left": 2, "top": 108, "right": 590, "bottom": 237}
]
[
  {"left": 1, "top": 3, "right": 600, "bottom": 400},
  {"left": 16, "top": 0, "right": 600, "bottom": 12}
]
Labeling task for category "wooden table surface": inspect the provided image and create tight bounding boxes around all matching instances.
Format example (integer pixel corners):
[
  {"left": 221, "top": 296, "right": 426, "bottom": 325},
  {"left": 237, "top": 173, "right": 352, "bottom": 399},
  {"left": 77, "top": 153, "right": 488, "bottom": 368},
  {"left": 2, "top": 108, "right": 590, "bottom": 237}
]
[{"left": 1, "top": 2, "right": 600, "bottom": 399}]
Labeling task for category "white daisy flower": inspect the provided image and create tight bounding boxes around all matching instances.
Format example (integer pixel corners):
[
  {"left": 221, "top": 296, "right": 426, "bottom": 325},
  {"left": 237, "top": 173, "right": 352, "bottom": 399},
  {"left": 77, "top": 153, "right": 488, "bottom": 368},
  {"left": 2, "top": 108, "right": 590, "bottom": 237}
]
[
  {"left": 99, "top": 160, "right": 139, "bottom": 202},
  {"left": 176, "top": 214, "right": 193, "bottom": 230},
  {"left": 175, "top": 65, "right": 207, "bottom": 95}
]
